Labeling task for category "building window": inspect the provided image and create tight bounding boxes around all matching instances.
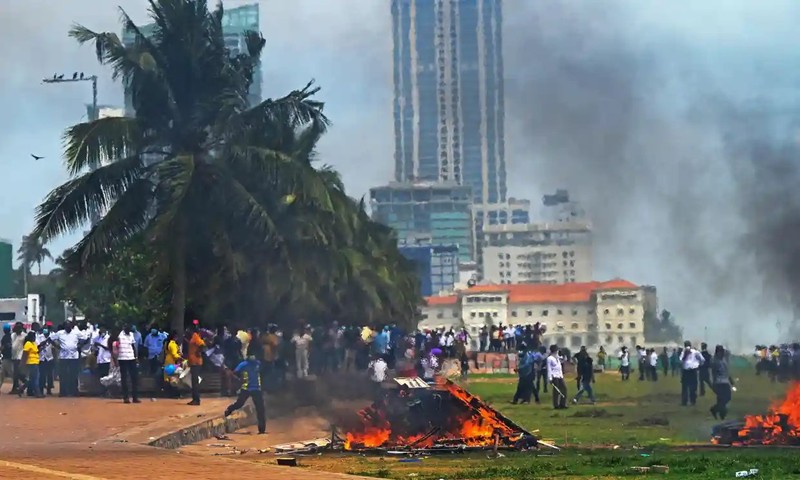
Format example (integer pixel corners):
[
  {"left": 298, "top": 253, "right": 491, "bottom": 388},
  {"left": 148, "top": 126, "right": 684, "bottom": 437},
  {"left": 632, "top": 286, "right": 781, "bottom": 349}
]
[
  {"left": 562, "top": 252, "right": 568, "bottom": 258},
  {"left": 605, "top": 335, "right": 613, "bottom": 344},
  {"left": 452, "top": 311, "right": 458, "bottom": 318},
  {"left": 617, "top": 308, "right": 624, "bottom": 316},
  {"left": 542, "top": 310, "right": 549, "bottom": 316},
  {"left": 630, "top": 336, "right": 637, "bottom": 345},
  {"left": 618, "top": 336, "right": 624, "bottom": 343},
  {"left": 470, "top": 312, "right": 476, "bottom": 318},
  {"left": 557, "top": 309, "right": 563, "bottom": 315},
  {"left": 511, "top": 311, "right": 518, "bottom": 317},
  {"left": 588, "top": 309, "right": 595, "bottom": 315},
  {"left": 422, "top": 314, "right": 428, "bottom": 319},
  {"left": 572, "top": 309, "right": 578, "bottom": 316},
  {"left": 629, "top": 308, "right": 636, "bottom": 314},
  {"left": 605, "top": 323, "right": 612, "bottom": 330},
  {"left": 617, "top": 323, "right": 623, "bottom": 330},
  {"left": 629, "top": 322, "right": 636, "bottom": 329},
  {"left": 571, "top": 336, "right": 582, "bottom": 347},
  {"left": 570, "top": 251, "right": 575, "bottom": 257},
  {"left": 603, "top": 309, "right": 609, "bottom": 315},
  {"left": 436, "top": 313, "right": 443, "bottom": 319},
  {"left": 571, "top": 323, "right": 579, "bottom": 330},
  {"left": 479, "top": 312, "right": 485, "bottom": 317},
  {"left": 498, "top": 253, "right": 503, "bottom": 259},
  {"left": 526, "top": 310, "right": 533, "bottom": 317}
]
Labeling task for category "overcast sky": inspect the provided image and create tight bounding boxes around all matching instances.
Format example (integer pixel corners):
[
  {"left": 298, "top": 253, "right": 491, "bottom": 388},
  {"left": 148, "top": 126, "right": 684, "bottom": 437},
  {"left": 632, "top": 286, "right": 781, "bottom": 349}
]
[{"left": 2, "top": 1, "right": 800, "bottom": 344}]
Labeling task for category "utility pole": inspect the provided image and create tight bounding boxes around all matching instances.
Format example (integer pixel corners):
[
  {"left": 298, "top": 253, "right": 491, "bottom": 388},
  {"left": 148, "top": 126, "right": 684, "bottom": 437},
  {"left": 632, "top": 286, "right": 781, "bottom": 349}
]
[{"left": 42, "top": 72, "right": 99, "bottom": 120}]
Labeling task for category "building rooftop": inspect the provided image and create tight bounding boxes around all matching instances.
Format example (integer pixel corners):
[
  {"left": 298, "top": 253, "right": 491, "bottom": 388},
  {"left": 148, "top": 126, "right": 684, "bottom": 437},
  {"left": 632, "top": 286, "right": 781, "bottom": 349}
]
[{"left": 425, "top": 279, "right": 637, "bottom": 306}]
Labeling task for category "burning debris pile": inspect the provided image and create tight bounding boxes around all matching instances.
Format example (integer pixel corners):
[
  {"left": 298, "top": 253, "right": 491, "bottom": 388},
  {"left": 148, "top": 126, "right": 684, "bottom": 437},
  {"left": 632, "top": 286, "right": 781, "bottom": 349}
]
[
  {"left": 713, "top": 382, "right": 800, "bottom": 446},
  {"left": 339, "top": 377, "right": 544, "bottom": 453}
]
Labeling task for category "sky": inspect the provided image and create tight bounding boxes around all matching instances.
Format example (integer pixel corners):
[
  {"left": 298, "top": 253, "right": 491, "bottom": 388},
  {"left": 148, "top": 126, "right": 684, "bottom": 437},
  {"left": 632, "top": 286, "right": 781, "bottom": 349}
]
[{"left": 2, "top": 1, "right": 800, "bottom": 346}]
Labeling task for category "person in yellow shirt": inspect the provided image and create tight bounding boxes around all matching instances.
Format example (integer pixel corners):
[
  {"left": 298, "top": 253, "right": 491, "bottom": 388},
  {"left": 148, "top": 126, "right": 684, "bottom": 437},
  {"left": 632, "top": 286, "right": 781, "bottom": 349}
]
[
  {"left": 162, "top": 331, "right": 183, "bottom": 398},
  {"left": 20, "top": 332, "right": 44, "bottom": 398}
]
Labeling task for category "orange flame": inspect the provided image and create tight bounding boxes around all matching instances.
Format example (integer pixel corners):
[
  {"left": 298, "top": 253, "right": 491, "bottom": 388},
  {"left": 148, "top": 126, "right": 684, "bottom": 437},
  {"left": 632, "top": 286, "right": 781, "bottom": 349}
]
[
  {"left": 738, "top": 382, "right": 800, "bottom": 445},
  {"left": 343, "top": 379, "right": 519, "bottom": 450}
]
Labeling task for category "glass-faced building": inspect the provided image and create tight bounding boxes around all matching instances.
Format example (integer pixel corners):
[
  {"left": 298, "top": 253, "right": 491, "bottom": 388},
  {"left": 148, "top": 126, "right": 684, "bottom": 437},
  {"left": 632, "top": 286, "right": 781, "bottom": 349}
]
[
  {"left": 391, "top": 0, "right": 506, "bottom": 204},
  {"left": 370, "top": 182, "right": 473, "bottom": 263},
  {"left": 122, "top": 3, "right": 262, "bottom": 111},
  {"left": 399, "top": 245, "right": 460, "bottom": 296}
]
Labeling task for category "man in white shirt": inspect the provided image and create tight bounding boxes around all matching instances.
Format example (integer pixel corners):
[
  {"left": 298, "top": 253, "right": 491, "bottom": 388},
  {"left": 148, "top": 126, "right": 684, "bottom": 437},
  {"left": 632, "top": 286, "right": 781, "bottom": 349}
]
[
  {"left": 92, "top": 327, "right": 112, "bottom": 396},
  {"left": 36, "top": 324, "right": 55, "bottom": 395},
  {"left": 291, "top": 327, "right": 312, "bottom": 379},
  {"left": 649, "top": 348, "right": 659, "bottom": 382},
  {"left": 50, "top": 321, "right": 93, "bottom": 397},
  {"left": 547, "top": 344, "right": 567, "bottom": 409},
  {"left": 618, "top": 346, "right": 631, "bottom": 381},
  {"left": 369, "top": 355, "right": 388, "bottom": 383},
  {"left": 680, "top": 340, "right": 705, "bottom": 406},
  {"left": 117, "top": 325, "right": 140, "bottom": 404},
  {"left": 10, "top": 322, "right": 27, "bottom": 394},
  {"left": 636, "top": 345, "right": 648, "bottom": 381}
]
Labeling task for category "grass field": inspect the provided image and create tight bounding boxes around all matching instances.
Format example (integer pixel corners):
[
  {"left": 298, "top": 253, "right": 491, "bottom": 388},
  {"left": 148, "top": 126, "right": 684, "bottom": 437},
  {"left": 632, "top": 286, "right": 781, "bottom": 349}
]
[{"left": 291, "top": 365, "right": 798, "bottom": 479}]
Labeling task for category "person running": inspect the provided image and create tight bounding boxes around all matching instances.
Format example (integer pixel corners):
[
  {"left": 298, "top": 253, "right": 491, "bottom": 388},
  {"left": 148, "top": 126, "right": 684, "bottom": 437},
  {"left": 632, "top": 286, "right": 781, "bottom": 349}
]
[
  {"left": 572, "top": 355, "right": 596, "bottom": 405},
  {"left": 710, "top": 345, "right": 734, "bottom": 420},
  {"left": 547, "top": 345, "right": 567, "bottom": 410},
  {"left": 224, "top": 351, "right": 266, "bottom": 435}
]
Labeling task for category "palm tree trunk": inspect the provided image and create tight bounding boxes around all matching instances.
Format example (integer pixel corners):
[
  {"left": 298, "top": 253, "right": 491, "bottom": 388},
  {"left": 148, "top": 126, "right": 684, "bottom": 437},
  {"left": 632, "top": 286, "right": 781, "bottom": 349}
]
[
  {"left": 169, "top": 233, "right": 187, "bottom": 337},
  {"left": 23, "top": 267, "right": 28, "bottom": 296},
  {"left": 38, "top": 261, "right": 42, "bottom": 276}
]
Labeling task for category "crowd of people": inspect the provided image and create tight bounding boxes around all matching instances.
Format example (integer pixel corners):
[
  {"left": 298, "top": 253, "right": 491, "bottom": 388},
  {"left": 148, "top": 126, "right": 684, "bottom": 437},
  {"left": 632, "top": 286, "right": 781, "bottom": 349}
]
[{"left": 2, "top": 317, "right": 796, "bottom": 429}]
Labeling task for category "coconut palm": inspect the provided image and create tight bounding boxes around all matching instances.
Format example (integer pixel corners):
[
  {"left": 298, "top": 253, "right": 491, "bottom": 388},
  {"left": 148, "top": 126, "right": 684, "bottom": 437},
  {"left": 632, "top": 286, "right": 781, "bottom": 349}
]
[
  {"left": 31, "top": 0, "right": 329, "bottom": 333},
  {"left": 17, "top": 235, "right": 52, "bottom": 275}
]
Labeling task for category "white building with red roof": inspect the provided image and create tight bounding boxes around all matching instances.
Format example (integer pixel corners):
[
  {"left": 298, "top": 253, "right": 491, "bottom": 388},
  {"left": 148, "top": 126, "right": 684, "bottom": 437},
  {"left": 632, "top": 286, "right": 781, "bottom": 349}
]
[{"left": 420, "top": 279, "right": 656, "bottom": 351}]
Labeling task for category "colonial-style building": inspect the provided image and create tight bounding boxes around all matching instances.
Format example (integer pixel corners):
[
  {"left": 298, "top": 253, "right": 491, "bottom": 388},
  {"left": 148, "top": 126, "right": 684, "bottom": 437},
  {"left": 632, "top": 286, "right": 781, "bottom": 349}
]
[{"left": 419, "top": 279, "right": 653, "bottom": 351}]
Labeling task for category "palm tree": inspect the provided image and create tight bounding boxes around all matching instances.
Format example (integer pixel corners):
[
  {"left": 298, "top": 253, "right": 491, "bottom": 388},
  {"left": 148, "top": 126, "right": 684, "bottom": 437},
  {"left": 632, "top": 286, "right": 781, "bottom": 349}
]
[
  {"left": 17, "top": 235, "right": 53, "bottom": 276},
  {"left": 31, "top": 0, "right": 328, "bottom": 334}
]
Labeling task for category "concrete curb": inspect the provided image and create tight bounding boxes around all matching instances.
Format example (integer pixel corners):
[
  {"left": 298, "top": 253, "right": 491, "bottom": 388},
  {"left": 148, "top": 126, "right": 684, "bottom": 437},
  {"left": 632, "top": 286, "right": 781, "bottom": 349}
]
[{"left": 147, "top": 403, "right": 256, "bottom": 449}]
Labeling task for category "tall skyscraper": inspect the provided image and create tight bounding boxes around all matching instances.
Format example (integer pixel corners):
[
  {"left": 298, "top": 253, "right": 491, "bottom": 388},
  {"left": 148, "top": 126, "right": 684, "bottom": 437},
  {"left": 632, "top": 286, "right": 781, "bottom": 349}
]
[
  {"left": 392, "top": 0, "right": 506, "bottom": 205},
  {"left": 122, "top": 3, "right": 261, "bottom": 113}
]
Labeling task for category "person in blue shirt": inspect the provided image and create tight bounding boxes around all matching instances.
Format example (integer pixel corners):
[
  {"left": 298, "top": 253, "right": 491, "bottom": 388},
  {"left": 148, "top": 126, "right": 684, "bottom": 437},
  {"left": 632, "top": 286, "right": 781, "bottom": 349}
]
[
  {"left": 143, "top": 328, "right": 167, "bottom": 375},
  {"left": 511, "top": 344, "right": 541, "bottom": 404},
  {"left": 224, "top": 351, "right": 266, "bottom": 434}
]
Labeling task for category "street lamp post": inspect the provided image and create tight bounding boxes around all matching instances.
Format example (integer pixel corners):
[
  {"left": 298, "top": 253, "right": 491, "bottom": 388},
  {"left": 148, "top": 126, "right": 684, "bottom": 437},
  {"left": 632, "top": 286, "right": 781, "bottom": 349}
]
[{"left": 42, "top": 73, "right": 99, "bottom": 120}]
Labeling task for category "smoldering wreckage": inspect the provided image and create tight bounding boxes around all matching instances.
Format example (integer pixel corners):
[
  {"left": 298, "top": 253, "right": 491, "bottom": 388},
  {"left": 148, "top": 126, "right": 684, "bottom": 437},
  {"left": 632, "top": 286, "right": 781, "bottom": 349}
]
[
  {"left": 273, "top": 377, "right": 558, "bottom": 456},
  {"left": 269, "top": 376, "right": 800, "bottom": 462}
]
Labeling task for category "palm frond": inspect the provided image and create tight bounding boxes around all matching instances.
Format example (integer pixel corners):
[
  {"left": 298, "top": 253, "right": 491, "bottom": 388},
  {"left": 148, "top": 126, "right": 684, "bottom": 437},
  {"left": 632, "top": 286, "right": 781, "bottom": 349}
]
[
  {"left": 63, "top": 116, "right": 142, "bottom": 175},
  {"left": 32, "top": 155, "right": 145, "bottom": 243},
  {"left": 62, "top": 178, "right": 155, "bottom": 268}
]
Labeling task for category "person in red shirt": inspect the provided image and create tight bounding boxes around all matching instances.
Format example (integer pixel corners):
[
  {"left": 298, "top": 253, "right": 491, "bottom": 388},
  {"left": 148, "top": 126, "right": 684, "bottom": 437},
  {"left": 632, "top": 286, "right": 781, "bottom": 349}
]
[{"left": 185, "top": 324, "right": 206, "bottom": 406}]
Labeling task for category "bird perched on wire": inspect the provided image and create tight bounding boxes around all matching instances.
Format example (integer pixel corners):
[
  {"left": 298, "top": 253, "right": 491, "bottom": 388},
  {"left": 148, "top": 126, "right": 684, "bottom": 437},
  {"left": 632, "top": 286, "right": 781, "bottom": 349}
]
[{"left": 31, "top": 154, "right": 44, "bottom": 161}]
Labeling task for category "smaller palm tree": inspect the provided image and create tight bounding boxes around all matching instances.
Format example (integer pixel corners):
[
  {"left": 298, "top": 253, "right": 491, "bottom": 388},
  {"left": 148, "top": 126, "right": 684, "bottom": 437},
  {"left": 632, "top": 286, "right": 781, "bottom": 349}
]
[{"left": 17, "top": 235, "right": 53, "bottom": 275}]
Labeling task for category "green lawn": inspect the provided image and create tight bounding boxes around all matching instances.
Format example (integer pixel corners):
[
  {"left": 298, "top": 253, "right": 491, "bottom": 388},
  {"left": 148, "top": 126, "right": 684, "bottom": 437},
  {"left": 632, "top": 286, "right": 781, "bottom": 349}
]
[{"left": 295, "top": 366, "right": 797, "bottom": 479}]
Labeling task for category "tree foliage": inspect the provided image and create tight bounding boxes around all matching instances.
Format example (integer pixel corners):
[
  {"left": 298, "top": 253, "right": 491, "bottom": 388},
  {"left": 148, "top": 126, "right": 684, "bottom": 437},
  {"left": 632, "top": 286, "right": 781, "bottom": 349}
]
[{"left": 31, "top": 0, "right": 421, "bottom": 332}]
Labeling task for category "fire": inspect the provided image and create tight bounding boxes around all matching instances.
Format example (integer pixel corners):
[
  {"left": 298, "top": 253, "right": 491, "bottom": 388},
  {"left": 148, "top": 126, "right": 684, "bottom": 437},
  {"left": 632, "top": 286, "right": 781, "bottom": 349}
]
[
  {"left": 342, "top": 378, "right": 522, "bottom": 451},
  {"left": 738, "top": 382, "right": 800, "bottom": 445}
]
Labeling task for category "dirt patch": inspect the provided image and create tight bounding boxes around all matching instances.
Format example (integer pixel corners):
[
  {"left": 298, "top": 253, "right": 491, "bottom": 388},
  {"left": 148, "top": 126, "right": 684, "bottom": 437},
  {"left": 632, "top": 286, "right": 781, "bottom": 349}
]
[
  {"left": 571, "top": 408, "right": 623, "bottom": 418},
  {"left": 626, "top": 415, "right": 670, "bottom": 427}
]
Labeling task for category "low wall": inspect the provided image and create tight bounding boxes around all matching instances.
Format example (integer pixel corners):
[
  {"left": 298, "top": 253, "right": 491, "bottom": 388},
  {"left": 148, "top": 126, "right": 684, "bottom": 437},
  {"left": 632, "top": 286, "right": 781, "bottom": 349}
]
[{"left": 148, "top": 403, "right": 256, "bottom": 449}]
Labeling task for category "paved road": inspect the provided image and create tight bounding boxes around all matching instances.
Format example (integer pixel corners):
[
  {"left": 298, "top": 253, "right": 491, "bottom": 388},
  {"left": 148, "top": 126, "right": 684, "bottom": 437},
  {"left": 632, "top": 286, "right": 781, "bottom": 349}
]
[{"left": 0, "top": 395, "right": 368, "bottom": 479}]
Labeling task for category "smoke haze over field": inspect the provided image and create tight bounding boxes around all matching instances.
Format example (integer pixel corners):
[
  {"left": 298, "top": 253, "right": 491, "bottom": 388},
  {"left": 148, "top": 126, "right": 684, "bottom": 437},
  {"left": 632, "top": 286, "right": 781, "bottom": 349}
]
[{"left": 3, "top": 1, "right": 800, "bottom": 345}]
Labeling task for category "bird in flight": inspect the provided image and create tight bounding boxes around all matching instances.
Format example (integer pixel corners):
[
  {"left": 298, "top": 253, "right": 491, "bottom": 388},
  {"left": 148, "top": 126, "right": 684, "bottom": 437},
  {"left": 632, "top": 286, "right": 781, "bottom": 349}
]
[{"left": 31, "top": 154, "right": 44, "bottom": 161}]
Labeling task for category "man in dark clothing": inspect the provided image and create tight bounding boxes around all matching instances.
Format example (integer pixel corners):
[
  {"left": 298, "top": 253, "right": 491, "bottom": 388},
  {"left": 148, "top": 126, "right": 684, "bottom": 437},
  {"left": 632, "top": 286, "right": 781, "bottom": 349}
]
[
  {"left": 535, "top": 346, "right": 549, "bottom": 393},
  {"left": 572, "top": 355, "right": 596, "bottom": 404},
  {"left": 0, "top": 324, "right": 12, "bottom": 393},
  {"left": 573, "top": 346, "right": 589, "bottom": 390},
  {"left": 511, "top": 345, "right": 537, "bottom": 404},
  {"left": 698, "top": 343, "right": 713, "bottom": 396}
]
